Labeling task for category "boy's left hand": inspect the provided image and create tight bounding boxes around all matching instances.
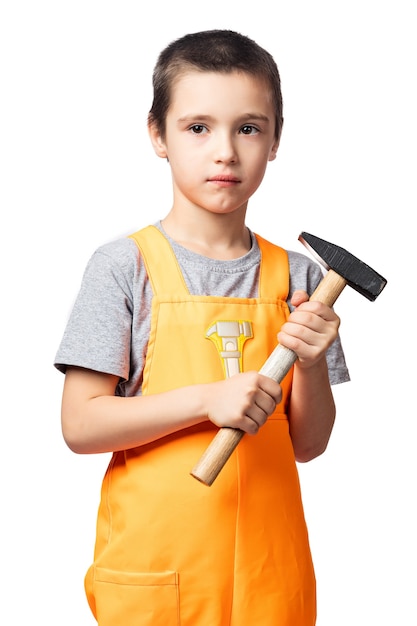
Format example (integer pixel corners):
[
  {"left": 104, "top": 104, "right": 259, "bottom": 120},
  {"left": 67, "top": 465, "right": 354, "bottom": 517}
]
[{"left": 277, "top": 290, "right": 340, "bottom": 369}]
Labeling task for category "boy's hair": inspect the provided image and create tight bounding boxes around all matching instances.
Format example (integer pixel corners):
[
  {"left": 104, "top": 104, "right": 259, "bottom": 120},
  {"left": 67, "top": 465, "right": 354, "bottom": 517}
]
[{"left": 148, "top": 29, "right": 283, "bottom": 141}]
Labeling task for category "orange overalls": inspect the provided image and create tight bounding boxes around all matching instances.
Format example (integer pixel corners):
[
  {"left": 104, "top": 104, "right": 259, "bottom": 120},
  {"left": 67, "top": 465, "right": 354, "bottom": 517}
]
[{"left": 85, "top": 225, "right": 316, "bottom": 625}]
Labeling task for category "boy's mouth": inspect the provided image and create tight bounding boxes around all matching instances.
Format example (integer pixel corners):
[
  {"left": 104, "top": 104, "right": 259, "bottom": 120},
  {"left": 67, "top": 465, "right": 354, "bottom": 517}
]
[{"left": 208, "top": 175, "right": 241, "bottom": 185}]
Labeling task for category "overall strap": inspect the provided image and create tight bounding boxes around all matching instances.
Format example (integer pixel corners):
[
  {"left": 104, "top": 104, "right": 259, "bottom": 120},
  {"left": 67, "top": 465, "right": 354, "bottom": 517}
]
[
  {"left": 129, "top": 225, "right": 190, "bottom": 296},
  {"left": 130, "top": 226, "right": 289, "bottom": 300},
  {"left": 255, "top": 234, "right": 289, "bottom": 301}
]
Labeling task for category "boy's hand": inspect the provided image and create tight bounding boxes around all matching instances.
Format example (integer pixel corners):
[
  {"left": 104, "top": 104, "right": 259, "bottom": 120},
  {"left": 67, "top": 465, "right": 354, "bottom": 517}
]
[
  {"left": 277, "top": 290, "right": 340, "bottom": 369},
  {"left": 205, "top": 371, "right": 282, "bottom": 434}
]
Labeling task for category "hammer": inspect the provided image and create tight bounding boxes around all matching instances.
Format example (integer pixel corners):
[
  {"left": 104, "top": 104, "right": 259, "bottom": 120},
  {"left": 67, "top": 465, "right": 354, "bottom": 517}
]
[{"left": 190, "top": 232, "right": 387, "bottom": 486}]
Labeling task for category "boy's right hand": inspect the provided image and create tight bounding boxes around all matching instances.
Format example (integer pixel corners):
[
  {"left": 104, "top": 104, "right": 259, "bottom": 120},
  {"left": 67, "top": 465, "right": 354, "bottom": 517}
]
[{"left": 204, "top": 371, "right": 282, "bottom": 434}]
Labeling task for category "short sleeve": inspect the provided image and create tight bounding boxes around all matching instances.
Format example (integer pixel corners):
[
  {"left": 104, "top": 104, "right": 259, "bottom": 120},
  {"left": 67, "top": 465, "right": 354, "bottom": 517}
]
[{"left": 54, "top": 239, "right": 138, "bottom": 380}]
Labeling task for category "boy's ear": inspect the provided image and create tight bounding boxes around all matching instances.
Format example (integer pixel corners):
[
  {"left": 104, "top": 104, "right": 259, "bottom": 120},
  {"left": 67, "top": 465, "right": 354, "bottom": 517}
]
[
  {"left": 148, "top": 122, "right": 168, "bottom": 159},
  {"left": 268, "top": 121, "right": 283, "bottom": 162},
  {"left": 268, "top": 139, "right": 280, "bottom": 162}
]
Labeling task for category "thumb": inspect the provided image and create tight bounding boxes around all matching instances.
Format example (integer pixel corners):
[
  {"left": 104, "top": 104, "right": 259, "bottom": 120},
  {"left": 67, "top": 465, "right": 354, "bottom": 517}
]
[{"left": 290, "top": 289, "right": 309, "bottom": 308}]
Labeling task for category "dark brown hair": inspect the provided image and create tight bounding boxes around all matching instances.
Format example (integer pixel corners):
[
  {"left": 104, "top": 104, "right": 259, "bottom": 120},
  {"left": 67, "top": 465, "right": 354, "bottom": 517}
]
[{"left": 148, "top": 30, "right": 283, "bottom": 140}]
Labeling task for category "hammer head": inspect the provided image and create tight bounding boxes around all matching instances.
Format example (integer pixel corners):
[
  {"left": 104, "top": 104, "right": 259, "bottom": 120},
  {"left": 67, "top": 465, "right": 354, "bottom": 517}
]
[{"left": 299, "top": 232, "right": 387, "bottom": 301}]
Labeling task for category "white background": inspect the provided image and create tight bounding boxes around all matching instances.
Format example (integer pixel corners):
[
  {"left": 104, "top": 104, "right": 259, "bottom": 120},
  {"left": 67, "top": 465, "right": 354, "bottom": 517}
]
[{"left": 1, "top": 1, "right": 415, "bottom": 624}]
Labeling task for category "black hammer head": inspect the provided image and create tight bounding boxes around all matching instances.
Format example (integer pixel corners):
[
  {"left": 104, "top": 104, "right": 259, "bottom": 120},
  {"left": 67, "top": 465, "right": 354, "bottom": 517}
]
[{"left": 299, "top": 232, "right": 387, "bottom": 301}]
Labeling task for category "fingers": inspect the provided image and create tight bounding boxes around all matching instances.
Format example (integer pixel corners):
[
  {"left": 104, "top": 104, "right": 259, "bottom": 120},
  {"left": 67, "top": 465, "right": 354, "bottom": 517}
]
[
  {"left": 278, "top": 299, "right": 340, "bottom": 366},
  {"left": 206, "top": 372, "right": 282, "bottom": 434},
  {"left": 242, "top": 377, "right": 280, "bottom": 434}
]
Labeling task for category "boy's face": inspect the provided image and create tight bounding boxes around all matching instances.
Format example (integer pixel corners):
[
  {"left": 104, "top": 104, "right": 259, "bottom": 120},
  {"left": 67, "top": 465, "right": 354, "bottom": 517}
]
[{"left": 149, "top": 70, "right": 279, "bottom": 217}]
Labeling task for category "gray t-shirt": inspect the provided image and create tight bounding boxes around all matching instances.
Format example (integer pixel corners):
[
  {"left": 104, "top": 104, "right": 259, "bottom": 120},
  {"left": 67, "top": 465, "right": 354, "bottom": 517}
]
[{"left": 55, "top": 223, "right": 350, "bottom": 396}]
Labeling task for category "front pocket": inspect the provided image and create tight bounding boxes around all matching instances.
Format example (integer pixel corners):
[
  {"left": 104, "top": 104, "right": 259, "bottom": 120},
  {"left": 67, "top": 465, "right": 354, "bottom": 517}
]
[{"left": 91, "top": 567, "right": 180, "bottom": 626}]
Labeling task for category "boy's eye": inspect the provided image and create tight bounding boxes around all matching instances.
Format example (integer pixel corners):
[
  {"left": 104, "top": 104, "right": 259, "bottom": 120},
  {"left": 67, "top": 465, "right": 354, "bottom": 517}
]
[
  {"left": 240, "top": 125, "right": 259, "bottom": 135},
  {"left": 189, "top": 124, "right": 207, "bottom": 134}
]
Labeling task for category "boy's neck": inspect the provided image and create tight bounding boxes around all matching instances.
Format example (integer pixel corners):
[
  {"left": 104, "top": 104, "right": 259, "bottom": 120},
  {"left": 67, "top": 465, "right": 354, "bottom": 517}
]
[{"left": 161, "top": 212, "right": 251, "bottom": 260}]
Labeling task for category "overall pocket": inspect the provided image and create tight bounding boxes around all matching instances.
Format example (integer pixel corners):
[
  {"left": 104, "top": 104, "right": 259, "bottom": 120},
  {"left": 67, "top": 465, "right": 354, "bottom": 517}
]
[{"left": 88, "top": 567, "right": 180, "bottom": 626}]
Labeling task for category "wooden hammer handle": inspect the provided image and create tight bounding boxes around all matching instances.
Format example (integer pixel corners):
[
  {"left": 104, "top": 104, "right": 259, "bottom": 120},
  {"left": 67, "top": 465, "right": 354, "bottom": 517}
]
[{"left": 190, "top": 269, "right": 347, "bottom": 485}]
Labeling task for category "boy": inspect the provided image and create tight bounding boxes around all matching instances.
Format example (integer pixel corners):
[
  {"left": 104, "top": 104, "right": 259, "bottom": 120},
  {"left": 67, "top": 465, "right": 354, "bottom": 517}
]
[{"left": 55, "top": 29, "right": 349, "bottom": 626}]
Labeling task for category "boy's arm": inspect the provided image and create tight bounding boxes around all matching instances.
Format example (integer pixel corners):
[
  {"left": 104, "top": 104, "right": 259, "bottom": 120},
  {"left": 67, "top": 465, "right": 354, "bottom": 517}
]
[
  {"left": 61, "top": 289, "right": 338, "bottom": 458},
  {"left": 278, "top": 290, "right": 340, "bottom": 462},
  {"left": 61, "top": 366, "right": 282, "bottom": 455},
  {"left": 288, "top": 358, "right": 336, "bottom": 462}
]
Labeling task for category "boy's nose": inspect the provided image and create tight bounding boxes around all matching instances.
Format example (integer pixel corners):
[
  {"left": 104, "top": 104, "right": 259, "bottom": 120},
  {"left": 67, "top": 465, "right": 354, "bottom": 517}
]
[{"left": 214, "top": 133, "right": 237, "bottom": 164}]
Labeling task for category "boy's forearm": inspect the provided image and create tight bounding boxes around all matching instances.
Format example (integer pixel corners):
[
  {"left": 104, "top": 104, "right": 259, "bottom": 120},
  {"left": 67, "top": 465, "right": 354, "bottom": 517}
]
[
  {"left": 288, "top": 357, "right": 336, "bottom": 463},
  {"left": 62, "top": 374, "right": 208, "bottom": 455},
  {"left": 62, "top": 367, "right": 283, "bottom": 455}
]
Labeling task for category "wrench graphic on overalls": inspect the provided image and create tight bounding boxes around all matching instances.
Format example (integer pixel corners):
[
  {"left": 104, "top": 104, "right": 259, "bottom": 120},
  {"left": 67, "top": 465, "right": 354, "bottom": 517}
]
[{"left": 206, "top": 320, "right": 253, "bottom": 378}]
